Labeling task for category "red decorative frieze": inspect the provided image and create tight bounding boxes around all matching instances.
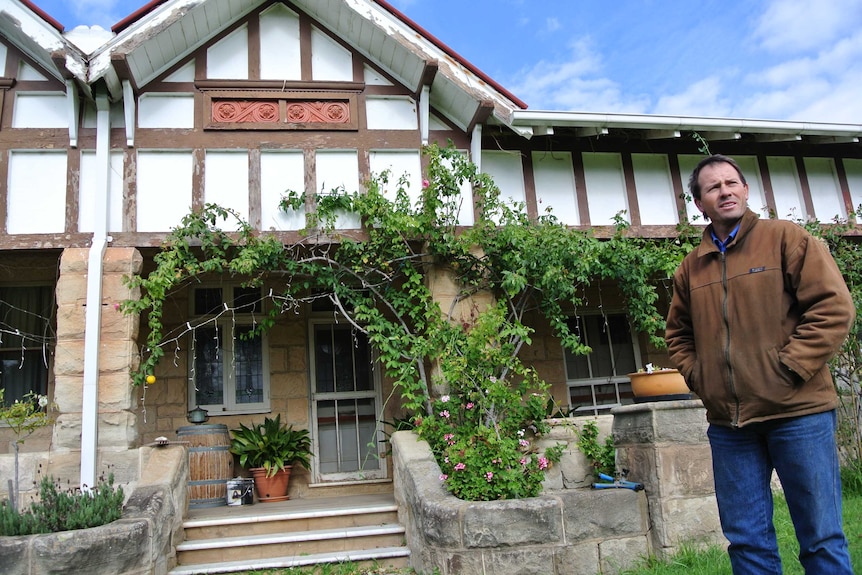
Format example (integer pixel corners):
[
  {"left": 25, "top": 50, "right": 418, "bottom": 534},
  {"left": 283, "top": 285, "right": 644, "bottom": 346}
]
[
  {"left": 212, "top": 100, "right": 279, "bottom": 123},
  {"left": 203, "top": 91, "right": 358, "bottom": 131},
  {"left": 286, "top": 101, "right": 350, "bottom": 124}
]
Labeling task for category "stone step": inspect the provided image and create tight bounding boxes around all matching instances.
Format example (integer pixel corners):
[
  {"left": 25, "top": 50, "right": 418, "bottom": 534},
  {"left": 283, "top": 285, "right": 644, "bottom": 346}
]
[
  {"left": 171, "top": 493, "right": 410, "bottom": 574},
  {"left": 169, "top": 546, "right": 410, "bottom": 575},
  {"left": 184, "top": 506, "right": 400, "bottom": 540},
  {"left": 176, "top": 523, "right": 407, "bottom": 564}
]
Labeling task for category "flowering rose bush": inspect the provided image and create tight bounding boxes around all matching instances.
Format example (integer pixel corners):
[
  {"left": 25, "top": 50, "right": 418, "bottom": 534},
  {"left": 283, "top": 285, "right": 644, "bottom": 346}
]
[
  {"left": 415, "top": 302, "right": 563, "bottom": 500},
  {"left": 417, "top": 389, "right": 561, "bottom": 500}
]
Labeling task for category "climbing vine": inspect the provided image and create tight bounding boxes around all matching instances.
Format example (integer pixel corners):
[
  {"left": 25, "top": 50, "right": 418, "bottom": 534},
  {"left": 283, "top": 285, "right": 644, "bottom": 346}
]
[{"left": 120, "top": 144, "right": 695, "bottom": 499}]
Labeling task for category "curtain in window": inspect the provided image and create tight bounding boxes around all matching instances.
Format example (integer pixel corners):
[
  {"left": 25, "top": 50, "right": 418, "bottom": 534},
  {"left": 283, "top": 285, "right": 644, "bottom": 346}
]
[{"left": 0, "top": 286, "right": 53, "bottom": 405}]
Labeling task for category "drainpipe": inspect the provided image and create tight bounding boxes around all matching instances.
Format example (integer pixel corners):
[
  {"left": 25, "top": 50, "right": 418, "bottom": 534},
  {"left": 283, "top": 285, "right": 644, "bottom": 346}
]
[
  {"left": 470, "top": 124, "right": 482, "bottom": 173},
  {"left": 80, "top": 86, "right": 111, "bottom": 491},
  {"left": 419, "top": 85, "right": 430, "bottom": 145}
]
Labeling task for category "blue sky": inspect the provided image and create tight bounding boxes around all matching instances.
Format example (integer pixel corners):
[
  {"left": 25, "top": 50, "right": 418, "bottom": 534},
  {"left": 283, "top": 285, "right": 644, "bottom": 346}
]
[{"left": 30, "top": 0, "right": 862, "bottom": 124}]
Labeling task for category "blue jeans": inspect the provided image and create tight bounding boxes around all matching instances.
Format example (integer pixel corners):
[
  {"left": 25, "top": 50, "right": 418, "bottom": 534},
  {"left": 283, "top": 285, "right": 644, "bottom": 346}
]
[{"left": 707, "top": 410, "right": 852, "bottom": 574}]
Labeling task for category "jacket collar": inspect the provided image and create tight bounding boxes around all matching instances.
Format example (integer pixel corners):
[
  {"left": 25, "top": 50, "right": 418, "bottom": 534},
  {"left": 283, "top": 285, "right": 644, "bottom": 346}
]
[{"left": 696, "top": 209, "right": 760, "bottom": 258}]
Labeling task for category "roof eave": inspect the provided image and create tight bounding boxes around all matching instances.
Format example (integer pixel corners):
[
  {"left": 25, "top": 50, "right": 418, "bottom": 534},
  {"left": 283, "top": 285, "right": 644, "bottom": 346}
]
[{"left": 509, "top": 110, "right": 862, "bottom": 140}]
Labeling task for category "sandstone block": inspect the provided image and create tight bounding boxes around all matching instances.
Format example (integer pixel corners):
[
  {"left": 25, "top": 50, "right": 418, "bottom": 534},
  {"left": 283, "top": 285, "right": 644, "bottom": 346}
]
[
  {"left": 599, "top": 535, "right": 650, "bottom": 575},
  {"left": 556, "top": 543, "right": 601, "bottom": 575},
  {"left": 559, "top": 488, "right": 648, "bottom": 541},
  {"left": 463, "top": 497, "right": 563, "bottom": 548},
  {"left": 102, "top": 247, "right": 143, "bottom": 274},
  {"left": 52, "top": 375, "right": 83, "bottom": 412},
  {"left": 59, "top": 248, "right": 90, "bottom": 273}
]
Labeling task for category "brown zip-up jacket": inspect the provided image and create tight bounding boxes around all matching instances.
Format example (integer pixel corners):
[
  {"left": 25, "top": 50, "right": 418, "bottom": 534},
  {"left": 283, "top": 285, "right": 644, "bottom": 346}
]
[{"left": 665, "top": 209, "right": 854, "bottom": 428}]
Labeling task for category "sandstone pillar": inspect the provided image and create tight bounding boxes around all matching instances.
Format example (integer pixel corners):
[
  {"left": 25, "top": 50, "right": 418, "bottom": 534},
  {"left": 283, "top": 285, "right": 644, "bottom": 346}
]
[
  {"left": 53, "top": 247, "right": 143, "bottom": 461},
  {"left": 612, "top": 399, "right": 724, "bottom": 557}
]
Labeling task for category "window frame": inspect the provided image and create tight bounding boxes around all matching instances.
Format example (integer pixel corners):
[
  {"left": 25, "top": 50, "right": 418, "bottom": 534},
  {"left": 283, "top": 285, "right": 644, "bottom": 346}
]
[
  {"left": 307, "top": 315, "right": 386, "bottom": 483},
  {"left": 563, "top": 310, "right": 641, "bottom": 415},
  {"left": 187, "top": 284, "right": 270, "bottom": 415}
]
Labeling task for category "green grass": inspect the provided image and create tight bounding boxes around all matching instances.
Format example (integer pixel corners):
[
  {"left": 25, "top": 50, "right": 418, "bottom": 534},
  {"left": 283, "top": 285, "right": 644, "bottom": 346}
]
[{"left": 619, "top": 492, "right": 862, "bottom": 575}]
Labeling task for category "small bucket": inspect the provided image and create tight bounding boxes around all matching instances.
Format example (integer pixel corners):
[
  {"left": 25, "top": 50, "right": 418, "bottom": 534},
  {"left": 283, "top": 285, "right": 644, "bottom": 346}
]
[{"left": 226, "top": 477, "right": 254, "bottom": 506}]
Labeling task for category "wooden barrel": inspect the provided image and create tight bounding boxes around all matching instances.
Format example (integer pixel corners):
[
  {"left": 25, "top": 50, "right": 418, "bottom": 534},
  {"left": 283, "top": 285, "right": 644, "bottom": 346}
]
[{"left": 177, "top": 424, "right": 233, "bottom": 508}]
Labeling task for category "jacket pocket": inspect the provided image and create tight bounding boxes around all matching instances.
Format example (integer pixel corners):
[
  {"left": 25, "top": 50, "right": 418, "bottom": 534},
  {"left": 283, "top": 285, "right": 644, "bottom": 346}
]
[
  {"left": 768, "top": 346, "right": 798, "bottom": 387},
  {"left": 685, "top": 362, "right": 702, "bottom": 395}
]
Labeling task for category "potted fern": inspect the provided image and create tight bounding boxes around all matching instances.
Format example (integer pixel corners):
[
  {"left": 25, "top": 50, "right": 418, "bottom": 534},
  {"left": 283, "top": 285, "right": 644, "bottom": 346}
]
[{"left": 229, "top": 414, "right": 311, "bottom": 502}]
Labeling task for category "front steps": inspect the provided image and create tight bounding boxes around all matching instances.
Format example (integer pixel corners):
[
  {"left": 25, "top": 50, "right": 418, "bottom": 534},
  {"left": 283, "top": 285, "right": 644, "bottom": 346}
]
[{"left": 169, "top": 493, "right": 410, "bottom": 574}]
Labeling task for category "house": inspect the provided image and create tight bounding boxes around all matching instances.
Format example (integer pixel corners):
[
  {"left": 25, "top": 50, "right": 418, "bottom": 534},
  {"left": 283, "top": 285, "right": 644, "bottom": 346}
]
[{"left": 2, "top": 0, "right": 861, "bottom": 543}]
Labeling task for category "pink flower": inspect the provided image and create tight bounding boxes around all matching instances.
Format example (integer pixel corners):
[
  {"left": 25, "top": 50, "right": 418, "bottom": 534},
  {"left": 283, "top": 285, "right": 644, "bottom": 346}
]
[
  {"left": 439, "top": 474, "right": 448, "bottom": 481},
  {"left": 538, "top": 456, "right": 549, "bottom": 470},
  {"left": 520, "top": 457, "right": 528, "bottom": 466},
  {"left": 440, "top": 410, "right": 450, "bottom": 419},
  {"left": 422, "top": 178, "right": 430, "bottom": 189},
  {"left": 485, "top": 471, "right": 493, "bottom": 482},
  {"left": 440, "top": 395, "right": 450, "bottom": 402},
  {"left": 519, "top": 439, "right": 529, "bottom": 448},
  {"left": 454, "top": 462, "right": 466, "bottom": 471},
  {"left": 444, "top": 433, "right": 455, "bottom": 445},
  {"left": 466, "top": 402, "right": 474, "bottom": 409}
]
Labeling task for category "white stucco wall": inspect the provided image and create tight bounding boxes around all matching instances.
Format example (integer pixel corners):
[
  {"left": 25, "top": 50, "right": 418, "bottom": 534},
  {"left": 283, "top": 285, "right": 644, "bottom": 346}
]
[
  {"left": 79, "top": 150, "right": 124, "bottom": 233},
  {"left": 7, "top": 151, "right": 67, "bottom": 234},
  {"left": 136, "top": 151, "right": 193, "bottom": 232},
  {"left": 632, "top": 153, "right": 678, "bottom": 226},
  {"left": 583, "top": 152, "right": 628, "bottom": 226},
  {"left": 532, "top": 151, "right": 579, "bottom": 225}
]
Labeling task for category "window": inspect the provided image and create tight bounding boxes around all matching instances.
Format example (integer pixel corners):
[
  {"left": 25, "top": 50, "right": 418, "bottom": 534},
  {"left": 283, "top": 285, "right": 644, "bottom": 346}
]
[
  {"left": 189, "top": 285, "right": 269, "bottom": 413},
  {"left": 564, "top": 312, "right": 640, "bottom": 415},
  {"left": 0, "top": 286, "right": 53, "bottom": 406}
]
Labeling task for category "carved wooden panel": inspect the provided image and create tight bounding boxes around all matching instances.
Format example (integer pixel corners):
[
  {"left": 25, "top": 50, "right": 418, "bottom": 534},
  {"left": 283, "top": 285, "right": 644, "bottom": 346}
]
[
  {"left": 204, "top": 91, "right": 358, "bottom": 131},
  {"left": 285, "top": 101, "right": 350, "bottom": 124},
  {"left": 212, "top": 100, "right": 279, "bottom": 123}
]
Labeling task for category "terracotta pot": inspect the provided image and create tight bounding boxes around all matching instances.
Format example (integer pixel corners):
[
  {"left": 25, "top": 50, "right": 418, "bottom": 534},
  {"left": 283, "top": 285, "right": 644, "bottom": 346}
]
[
  {"left": 250, "top": 466, "right": 292, "bottom": 502},
  {"left": 627, "top": 369, "right": 690, "bottom": 398}
]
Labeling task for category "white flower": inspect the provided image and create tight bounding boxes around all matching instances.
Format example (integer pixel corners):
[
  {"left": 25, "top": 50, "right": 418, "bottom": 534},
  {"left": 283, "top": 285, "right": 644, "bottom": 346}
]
[
  {"left": 37, "top": 395, "right": 48, "bottom": 408},
  {"left": 645, "top": 363, "right": 655, "bottom": 374},
  {"left": 440, "top": 395, "right": 450, "bottom": 403}
]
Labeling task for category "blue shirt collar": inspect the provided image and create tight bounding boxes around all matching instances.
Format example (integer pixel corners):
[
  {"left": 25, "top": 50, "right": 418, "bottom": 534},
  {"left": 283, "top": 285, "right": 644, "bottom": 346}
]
[{"left": 711, "top": 222, "right": 741, "bottom": 253}]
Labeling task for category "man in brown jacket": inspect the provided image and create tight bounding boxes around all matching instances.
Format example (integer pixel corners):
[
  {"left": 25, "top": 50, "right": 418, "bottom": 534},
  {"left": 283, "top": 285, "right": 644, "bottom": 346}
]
[{"left": 665, "top": 154, "right": 854, "bottom": 574}]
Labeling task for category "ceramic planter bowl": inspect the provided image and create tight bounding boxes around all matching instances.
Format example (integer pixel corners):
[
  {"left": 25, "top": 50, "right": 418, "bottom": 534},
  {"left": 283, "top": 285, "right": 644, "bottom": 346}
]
[{"left": 627, "top": 369, "right": 689, "bottom": 399}]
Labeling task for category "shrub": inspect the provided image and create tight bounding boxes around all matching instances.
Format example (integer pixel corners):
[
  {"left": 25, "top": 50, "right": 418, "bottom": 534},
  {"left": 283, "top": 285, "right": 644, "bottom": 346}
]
[
  {"left": 415, "top": 302, "right": 564, "bottom": 500},
  {"left": 576, "top": 419, "right": 616, "bottom": 477},
  {"left": 0, "top": 473, "right": 124, "bottom": 536}
]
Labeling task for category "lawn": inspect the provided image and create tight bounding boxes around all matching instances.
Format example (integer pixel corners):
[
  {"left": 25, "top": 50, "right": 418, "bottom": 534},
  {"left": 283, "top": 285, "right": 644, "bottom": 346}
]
[{"left": 618, "top": 492, "right": 862, "bottom": 575}]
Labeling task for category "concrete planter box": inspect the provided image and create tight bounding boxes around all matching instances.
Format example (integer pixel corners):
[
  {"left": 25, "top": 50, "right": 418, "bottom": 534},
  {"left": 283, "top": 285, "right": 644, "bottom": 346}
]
[
  {"left": 0, "top": 446, "right": 188, "bottom": 575},
  {"left": 390, "top": 431, "right": 650, "bottom": 575}
]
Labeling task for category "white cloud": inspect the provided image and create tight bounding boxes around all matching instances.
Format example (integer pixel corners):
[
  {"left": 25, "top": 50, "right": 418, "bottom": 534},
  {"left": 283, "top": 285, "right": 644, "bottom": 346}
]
[
  {"left": 754, "top": 0, "right": 862, "bottom": 53},
  {"left": 736, "top": 29, "right": 862, "bottom": 122},
  {"left": 546, "top": 18, "right": 561, "bottom": 32},
  {"left": 68, "top": 0, "right": 131, "bottom": 28},
  {"left": 505, "top": 38, "right": 650, "bottom": 113},
  {"left": 652, "top": 77, "right": 732, "bottom": 118},
  {"left": 642, "top": 3, "right": 862, "bottom": 123}
]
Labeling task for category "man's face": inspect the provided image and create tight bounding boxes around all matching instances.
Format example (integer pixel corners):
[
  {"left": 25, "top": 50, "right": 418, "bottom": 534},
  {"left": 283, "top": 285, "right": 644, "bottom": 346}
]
[{"left": 694, "top": 162, "right": 749, "bottom": 227}]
